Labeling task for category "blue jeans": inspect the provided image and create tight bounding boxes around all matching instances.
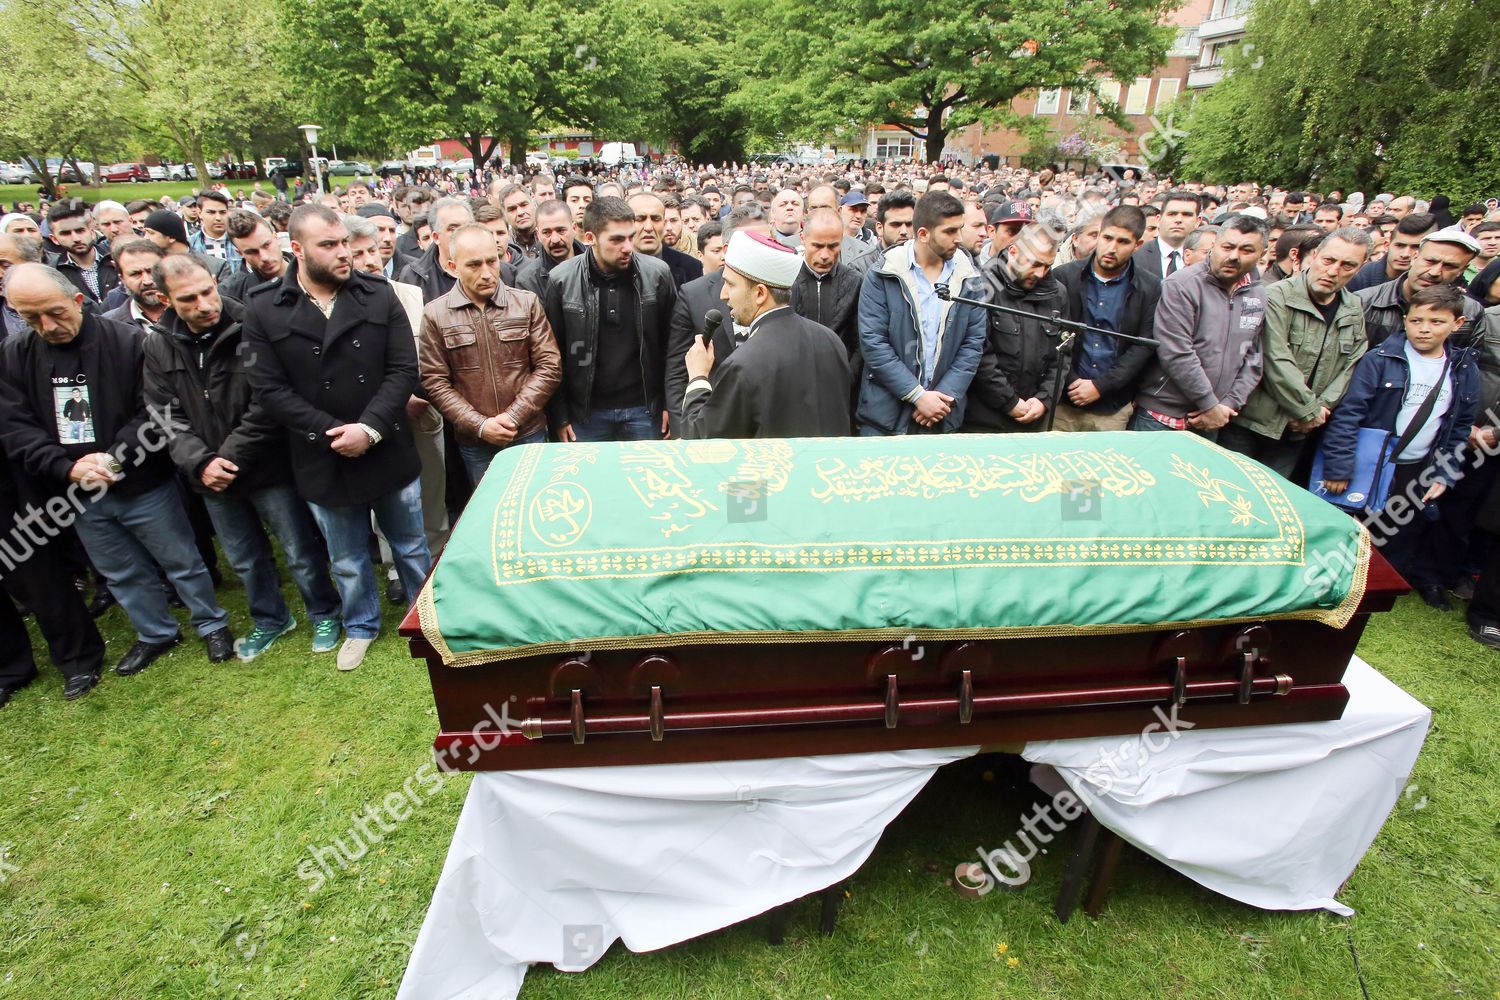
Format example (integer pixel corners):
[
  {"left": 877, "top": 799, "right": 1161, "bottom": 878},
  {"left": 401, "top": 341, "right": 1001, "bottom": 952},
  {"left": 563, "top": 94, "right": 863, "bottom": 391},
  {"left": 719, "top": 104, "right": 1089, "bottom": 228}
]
[
  {"left": 1128, "top": 408, "right": 1218, "bottom": 441},
  {"left": 307, "top": 478, "right": 431, "bottom": 639},
  {"left": 202, "top": 484, "right": 341, "bottom": 630},
  {"left": 74, "top": 480, "right": 229, "bottom": 644},
  {"left": 1128, "top": 408, "right": 1176, "bottom": 431},
  {"left": 459, "top": 430, "right": 545, "bottom": 486},
  {"left": 572, "top": 406, "right": 659, "bottom": 442}
]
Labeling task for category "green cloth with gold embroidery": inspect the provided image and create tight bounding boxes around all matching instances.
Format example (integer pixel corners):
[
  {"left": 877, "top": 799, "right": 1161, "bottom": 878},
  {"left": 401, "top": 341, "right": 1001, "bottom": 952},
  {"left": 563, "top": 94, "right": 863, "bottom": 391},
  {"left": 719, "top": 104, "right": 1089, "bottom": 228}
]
[{"left": 416, "top": 432, "right": 1370, "bottom": 665}]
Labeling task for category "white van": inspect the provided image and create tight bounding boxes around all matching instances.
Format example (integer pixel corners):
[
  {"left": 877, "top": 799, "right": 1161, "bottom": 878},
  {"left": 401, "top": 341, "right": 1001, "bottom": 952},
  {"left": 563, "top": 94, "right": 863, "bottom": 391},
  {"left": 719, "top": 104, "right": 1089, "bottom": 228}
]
[{"left": 599, "top": 142, "right": 640, "bottom": 167}]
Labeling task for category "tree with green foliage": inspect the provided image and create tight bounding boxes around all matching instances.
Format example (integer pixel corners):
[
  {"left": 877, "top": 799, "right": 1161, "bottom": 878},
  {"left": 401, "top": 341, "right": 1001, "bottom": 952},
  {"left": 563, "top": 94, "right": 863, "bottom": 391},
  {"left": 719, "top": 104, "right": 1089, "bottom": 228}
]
[
  {"left": 276, "top": 0, "right": 655, "bottom": 167},
  {"left": 1178, "top": 0, "right": 1500, "bottom": 201},
  {"left": 733, "top": 0, "right": 1174, "bottom": 162},
  {"left": 0, "top": 3, "right": 123, "bottom": 197},
  {"left": 27, "top": 0, "right": 289, "bottom": 185},
  {"left": 636, "top": 0, "right": 751, "bottom": 164}
]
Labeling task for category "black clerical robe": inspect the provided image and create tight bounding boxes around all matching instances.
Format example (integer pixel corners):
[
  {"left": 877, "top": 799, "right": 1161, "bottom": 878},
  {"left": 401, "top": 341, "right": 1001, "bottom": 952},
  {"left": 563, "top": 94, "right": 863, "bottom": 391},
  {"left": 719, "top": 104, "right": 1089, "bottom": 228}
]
[{"left": 679, "top": 306, "right": 851, "bottom": 439}]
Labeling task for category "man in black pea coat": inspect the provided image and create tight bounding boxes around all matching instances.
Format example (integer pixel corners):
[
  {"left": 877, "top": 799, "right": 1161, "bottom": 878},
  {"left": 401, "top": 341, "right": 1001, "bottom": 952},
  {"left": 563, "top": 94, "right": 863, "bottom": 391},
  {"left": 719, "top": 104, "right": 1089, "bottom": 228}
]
[{"left": 241, "top": 204, "right": 429, "bottom": 672}]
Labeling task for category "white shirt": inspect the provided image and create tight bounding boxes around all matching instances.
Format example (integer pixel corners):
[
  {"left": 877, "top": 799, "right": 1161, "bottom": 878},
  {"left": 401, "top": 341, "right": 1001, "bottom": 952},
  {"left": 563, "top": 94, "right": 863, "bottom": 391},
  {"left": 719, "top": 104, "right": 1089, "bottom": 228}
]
[
  {"left": 1395, "top": 343, "right": 1452, "bottom": 462},
  {"left": 1155, "top": 237, "right": 1183, "bottom": 275}
]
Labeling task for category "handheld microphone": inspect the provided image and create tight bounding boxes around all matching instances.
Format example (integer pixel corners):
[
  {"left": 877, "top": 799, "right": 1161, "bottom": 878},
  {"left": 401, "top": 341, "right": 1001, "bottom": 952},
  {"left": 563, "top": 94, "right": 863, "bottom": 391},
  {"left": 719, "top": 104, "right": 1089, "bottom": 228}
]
[
  {"left": 934, "top": 283, "right": 951, "bottom": 301},
  {"left": 702, "top": 309, "right": 723, "bottom": 347}
]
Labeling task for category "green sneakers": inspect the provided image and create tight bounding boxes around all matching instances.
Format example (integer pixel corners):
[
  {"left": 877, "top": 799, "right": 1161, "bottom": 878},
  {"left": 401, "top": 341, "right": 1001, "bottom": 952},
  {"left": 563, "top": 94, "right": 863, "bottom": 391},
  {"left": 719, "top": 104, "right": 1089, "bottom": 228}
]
[
  {"left": 235, "top": 617, "right": 297, "bottom": 662},
  {"left": 311, "top": 618, "right": 341, "bottom": 654}
]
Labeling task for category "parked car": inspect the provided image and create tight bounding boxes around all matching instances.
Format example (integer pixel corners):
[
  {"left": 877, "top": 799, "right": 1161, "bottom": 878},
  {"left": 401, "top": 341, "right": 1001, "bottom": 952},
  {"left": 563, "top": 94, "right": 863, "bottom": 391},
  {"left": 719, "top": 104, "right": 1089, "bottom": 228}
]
[
  {"left": 147, "top": 164, "right": 168, "bottom": 181},
  {"left": 267, "top": 160, "right": 303, "bottom": 178},
  {"left": 327, "top": 160, "right": 373, "bottom": 176},
  {"left": 0, "top": 162, "right": 36, "bottom": 184},
  {"left": 167, "top": 163, "right": 197, "bottom": 180},
  {"left": 377, "top": 160, "right": 409, "bottom": 178},
  {"left": 46, "top": 158, "right": 94, "bottom": 182},
  {"left": 450, "top": 157, "right": 475, "bottom": 173},
  {"left": 101, "top": 162, "right": 151, "bottom": 183}
]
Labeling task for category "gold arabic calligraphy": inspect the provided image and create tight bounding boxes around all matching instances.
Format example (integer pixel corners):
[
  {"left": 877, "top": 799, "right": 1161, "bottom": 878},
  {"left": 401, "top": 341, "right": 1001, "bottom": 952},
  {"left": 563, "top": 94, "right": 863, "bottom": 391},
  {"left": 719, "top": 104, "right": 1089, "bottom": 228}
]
[
  {"left": 620, "top": 443, "right": 721, "bottom": 537},
  {"left": 810, "top": 448, "right": 1158, "bottom": 503}
]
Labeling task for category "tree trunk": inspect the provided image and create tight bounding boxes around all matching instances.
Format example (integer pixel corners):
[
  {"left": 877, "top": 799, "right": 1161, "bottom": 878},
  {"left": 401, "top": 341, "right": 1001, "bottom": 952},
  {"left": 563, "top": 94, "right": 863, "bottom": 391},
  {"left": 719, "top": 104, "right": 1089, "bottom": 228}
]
[
  {"left": 925, "top": 113, "right": 947, "bottom": 163},
  {"left": 509, "top": 128, "right": 529, "bottom": 168},
  {"left": 463, "top": 133, "right": 493, "bottom": 169},
  {"left": 23, "top": 155, "right": 56, "bottom": 200},
  {"left": 87, "top": 146, "right": 105, "bottom": 188},
  {"left": 191, "top": 136, "right": 211, "bottom": 194}
]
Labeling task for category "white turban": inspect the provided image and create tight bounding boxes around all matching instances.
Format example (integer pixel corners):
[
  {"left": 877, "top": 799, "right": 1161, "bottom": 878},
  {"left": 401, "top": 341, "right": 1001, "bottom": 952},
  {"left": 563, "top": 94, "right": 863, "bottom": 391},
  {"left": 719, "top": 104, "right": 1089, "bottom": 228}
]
[
  {"left": 0, "top": 213, "right": 34, "bottom": 233},
  {"left": 724, "top": 230, "right": 802, "bottom": 289}
]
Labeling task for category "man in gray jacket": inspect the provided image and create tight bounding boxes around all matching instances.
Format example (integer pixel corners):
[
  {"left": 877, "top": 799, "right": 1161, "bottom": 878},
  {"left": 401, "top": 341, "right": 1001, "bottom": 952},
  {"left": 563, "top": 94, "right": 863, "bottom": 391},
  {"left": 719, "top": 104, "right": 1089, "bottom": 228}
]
[
  {"left": 1132, "top": 215, "right": 1269, "bottom": 437},
  {"left": 1220, "top": 228, "right": 1371, "bottom": 478}
]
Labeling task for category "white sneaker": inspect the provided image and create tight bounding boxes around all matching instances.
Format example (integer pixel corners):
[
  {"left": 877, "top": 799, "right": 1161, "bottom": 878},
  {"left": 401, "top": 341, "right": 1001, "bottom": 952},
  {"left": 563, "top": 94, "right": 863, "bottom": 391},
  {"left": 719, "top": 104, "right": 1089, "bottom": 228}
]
[{"left": 337, "top": 637, "right": 374, "bottom": 672}]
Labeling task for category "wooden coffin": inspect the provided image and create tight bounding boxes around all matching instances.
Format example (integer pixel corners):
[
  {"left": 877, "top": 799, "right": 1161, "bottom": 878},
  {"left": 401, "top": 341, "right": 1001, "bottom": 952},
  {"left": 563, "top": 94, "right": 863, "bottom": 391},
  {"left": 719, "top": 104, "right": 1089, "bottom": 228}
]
[{"left": 402, "top": 433, "right": 1406, "bottom": 771}]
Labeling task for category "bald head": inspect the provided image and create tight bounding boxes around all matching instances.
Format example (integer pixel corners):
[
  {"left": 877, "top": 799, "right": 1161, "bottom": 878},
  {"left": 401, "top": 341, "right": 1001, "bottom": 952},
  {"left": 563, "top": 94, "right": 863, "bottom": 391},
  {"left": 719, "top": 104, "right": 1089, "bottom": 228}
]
[
  {"left": 770, "top": 188, "right": 803, "bottom": 235},
  {"left": 627, "top": 193, "right": 666, "bottom": 254},
  {"left": 449, "top": 223, "right": 498, "bottom": 259},
  {"left": 807, "top": 186, "right": 839, "bottom": 213},
  {"left": 803, "top": 208, "right": 845, "bottom": 276},
  {"left": 445, "top": 223, "right": 503, "bottom": 304},
  {"left": 5, "top": 263, "right": 86, "bottom": 343}
]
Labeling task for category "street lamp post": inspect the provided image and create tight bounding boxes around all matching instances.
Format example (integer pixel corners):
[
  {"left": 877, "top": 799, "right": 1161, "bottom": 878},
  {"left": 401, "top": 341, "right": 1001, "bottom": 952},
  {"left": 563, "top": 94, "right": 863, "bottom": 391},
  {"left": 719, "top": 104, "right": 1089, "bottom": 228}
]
[{"left": 300, "top": 123, "right": 323, "bottom": 195}]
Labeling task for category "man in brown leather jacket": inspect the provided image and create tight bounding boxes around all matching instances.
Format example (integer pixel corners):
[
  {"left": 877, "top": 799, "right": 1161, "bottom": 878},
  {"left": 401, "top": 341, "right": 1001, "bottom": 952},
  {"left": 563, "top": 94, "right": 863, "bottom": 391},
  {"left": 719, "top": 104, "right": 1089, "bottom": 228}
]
[{"left": 418, "top": 224, "right": 562, "bottom": 485}]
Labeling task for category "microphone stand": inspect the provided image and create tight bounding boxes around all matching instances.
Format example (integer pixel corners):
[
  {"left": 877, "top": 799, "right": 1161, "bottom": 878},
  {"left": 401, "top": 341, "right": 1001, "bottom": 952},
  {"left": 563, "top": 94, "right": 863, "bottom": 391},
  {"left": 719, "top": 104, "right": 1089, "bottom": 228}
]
[{"left": 935, "top": 283, "right": 1157, "bottom": 432}]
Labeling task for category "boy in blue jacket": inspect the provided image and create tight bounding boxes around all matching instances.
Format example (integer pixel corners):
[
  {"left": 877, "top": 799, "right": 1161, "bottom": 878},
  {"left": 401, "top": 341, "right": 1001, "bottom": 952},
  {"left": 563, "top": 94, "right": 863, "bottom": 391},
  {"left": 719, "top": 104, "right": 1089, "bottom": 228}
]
[{"left": 1320, "top": 283, "right": 1480, "bottom": 575}]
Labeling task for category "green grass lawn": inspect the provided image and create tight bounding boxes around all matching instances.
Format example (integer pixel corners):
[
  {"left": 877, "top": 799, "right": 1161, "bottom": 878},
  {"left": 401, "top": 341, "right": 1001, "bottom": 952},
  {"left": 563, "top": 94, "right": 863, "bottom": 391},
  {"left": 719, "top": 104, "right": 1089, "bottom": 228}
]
[
  {"left": 0, "top": 583, "right": 1495, "bottom": 999},
  {"left": 0, "top": 181, "right": 271, "bottom": 207}
]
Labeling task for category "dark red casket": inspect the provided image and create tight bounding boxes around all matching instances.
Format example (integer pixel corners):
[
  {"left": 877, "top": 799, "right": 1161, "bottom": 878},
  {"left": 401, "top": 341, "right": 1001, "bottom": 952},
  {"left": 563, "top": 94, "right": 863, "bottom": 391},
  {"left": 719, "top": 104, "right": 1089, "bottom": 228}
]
[{"left": 401, "top": 550, "right": 1406, "bottom": 771}]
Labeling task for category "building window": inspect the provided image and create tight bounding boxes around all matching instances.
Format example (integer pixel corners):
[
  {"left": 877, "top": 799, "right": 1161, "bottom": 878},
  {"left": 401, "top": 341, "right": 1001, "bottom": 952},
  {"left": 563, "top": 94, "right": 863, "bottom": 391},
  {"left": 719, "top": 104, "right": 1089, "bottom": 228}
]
[
  {"left": 1172, "top": 28, "right": 1198, "bottom": 55},
  {"left": 1066, "top": 89, "right": 1089, "bottom": 115},
  {"left": 1097, "top": 79, "right": 1122, "bottom": 109},
  {"left": 1155, "top": 78, "right": 1180, "bottom": 112},
  {"left": 874, "top": 136, "right": 914, "bottom": 160},
  {"left": 1035, "top": 88, "right": 1061, "bottom": 115},
  {"left": 1125, "top": 78, "right": 1151, "bottom": 116}
]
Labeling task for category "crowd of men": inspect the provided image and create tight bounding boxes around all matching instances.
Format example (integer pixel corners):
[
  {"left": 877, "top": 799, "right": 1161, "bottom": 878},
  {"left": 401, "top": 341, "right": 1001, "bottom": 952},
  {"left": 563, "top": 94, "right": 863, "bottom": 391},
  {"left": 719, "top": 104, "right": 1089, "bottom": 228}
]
[{"left": 2, "top": 157, "right": 1499, "bottom": 708}]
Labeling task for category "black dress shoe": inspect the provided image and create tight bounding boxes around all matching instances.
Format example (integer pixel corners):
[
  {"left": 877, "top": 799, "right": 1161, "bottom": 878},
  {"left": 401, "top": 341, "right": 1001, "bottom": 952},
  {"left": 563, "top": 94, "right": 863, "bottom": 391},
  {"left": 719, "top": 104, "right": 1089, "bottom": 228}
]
[
  {"left": 1469, "top": 621, "right": 1500, "bottom": 650},
  {"left": 115, "top": 634, "right": 182, "bottom": 676},
  {"left": 1416, "top": 585, "right": 1454, "bottom": 612},
  {"left": 63, "top": 672, "right": 100, "bottom": 700},
  {"left": 1451, "top": 576, "right": 1478, "bottom": 602},
  {"left": 386, "top": 577, "right": 407, "bottom": 606},
  {"left": 204, "top": 626, "right": 235, "bottom": 663},
  {"left": 87, "top": 586, "right": 116, "bottom": 618},
  {"left": 0, "top": 672, "right": 37, "bottom": 708}
]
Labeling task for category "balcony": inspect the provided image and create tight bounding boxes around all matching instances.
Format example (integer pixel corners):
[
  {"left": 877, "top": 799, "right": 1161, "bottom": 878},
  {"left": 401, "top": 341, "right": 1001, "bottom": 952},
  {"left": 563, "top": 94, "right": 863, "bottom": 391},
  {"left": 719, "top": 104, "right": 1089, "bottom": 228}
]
[
  {"left": 1196, "top": 11, "right": 1247, "bottom": 41},
  {"left": 1188, "top": 64, "right": 1226, "bottom": 88}
]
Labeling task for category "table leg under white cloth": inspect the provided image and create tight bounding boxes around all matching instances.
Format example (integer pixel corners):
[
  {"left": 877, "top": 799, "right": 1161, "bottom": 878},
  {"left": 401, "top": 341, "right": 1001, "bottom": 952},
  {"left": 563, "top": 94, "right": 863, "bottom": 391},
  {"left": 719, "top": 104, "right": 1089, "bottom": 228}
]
[
  {"left": 398, "top": 656, "right": 1429, "bottom": 999},
  {"left": 395, "top": 746, "right": 980, "bottom": 1000},
  {"left": 1022, "top": 656, "right": 1431, "bottom": 915}
]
